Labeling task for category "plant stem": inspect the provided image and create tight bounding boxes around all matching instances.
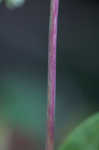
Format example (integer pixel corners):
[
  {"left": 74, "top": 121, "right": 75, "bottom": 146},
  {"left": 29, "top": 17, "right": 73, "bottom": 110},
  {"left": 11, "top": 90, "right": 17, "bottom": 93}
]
[{"left": 46, "top": 0, "right": 59, "bottom": 150}]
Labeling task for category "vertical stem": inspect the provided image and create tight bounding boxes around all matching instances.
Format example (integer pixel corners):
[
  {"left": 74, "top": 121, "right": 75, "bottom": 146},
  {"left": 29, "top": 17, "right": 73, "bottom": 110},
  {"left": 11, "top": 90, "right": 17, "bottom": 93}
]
[{"left": 46, "top": 0, "right": 59, "bottom": 150}]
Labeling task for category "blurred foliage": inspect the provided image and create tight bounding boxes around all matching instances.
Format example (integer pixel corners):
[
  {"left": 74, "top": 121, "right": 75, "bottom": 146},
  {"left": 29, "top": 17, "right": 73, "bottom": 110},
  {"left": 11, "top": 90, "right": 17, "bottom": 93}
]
[
  {"left": 0, "top": 73, "right": 46, "bottom": 138},
  {"left": 59, "top": 113, "right": 99, "bottom": 150},
  {"left": 0, "top": 0, "right": 25, "bottom": 8}
]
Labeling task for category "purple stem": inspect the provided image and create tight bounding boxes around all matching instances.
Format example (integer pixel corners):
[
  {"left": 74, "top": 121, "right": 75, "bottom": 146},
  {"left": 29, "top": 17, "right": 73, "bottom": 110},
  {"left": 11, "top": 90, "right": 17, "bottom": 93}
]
[{"left": 46, "top": 0, "right": 59, "bottom": 150}]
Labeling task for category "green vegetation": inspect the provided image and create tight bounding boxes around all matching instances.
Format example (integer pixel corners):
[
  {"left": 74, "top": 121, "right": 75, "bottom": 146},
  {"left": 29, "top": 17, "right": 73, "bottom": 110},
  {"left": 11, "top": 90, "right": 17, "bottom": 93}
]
[
  {"left": 0, "top": 0, "right": 25, "bottom": 8},
  {"left": 59, "top": 113, "right": 99, "bottom": 150}
]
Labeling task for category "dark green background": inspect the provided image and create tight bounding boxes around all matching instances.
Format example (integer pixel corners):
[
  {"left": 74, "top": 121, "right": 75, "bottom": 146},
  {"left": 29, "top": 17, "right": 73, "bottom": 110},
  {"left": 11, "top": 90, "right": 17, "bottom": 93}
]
[{"left": 0, "top": 0, "right": 99, "bottom": 149}]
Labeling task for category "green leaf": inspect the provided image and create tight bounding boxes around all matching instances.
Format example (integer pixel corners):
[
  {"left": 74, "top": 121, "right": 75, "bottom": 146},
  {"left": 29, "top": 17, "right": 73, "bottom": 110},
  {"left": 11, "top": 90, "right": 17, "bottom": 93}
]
[
  {"left": 59, "top": 113, "right": 99, "bottom": 150},
  {"left": 5, "top": 0, "right": 25, "bottom": 8}
]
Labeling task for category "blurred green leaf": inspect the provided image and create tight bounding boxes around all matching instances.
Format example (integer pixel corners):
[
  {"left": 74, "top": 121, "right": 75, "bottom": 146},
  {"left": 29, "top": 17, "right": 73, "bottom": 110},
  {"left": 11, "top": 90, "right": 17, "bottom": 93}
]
[
  {"left": 0, "top": 0, "right": 25, "bottom": 8},
  {"left": 5, "top": 0, "right": 25, "bottom": 8},
  {"left": 59, "top": 113, "right": 99, "bottom": 150},
  {"left": 0, "top": 74, "right": 46, "bottom": 137}
]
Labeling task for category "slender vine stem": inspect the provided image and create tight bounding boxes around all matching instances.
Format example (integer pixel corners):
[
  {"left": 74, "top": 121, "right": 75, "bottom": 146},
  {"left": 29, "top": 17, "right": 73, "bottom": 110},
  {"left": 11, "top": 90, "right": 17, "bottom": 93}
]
[{"left": 46, "top": 0, "right": 59, "bottom": 150}]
